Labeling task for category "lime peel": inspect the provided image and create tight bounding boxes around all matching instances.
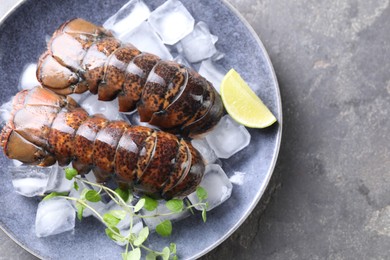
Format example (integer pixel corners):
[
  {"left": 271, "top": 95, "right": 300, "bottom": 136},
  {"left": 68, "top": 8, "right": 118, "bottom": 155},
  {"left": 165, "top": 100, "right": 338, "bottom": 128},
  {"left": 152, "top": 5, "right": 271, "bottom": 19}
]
[{"left": 220, "top": 69, "right": 277, "bottom": 128}]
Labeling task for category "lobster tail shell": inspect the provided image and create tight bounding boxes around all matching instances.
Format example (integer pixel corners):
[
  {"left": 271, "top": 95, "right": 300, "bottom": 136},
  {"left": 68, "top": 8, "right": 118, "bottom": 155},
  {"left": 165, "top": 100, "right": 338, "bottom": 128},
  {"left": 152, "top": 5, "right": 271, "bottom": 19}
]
[
  {"left": 36, "top": 18, "right": 224, "bottom": 137},
  {"left": 0, "top": 87, "right": 205, "bottom": 199}
]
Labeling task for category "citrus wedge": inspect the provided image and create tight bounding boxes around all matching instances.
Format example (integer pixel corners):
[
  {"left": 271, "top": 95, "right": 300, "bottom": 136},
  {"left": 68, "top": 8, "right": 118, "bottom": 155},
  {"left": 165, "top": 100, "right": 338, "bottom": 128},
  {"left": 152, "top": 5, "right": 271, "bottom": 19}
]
[{"left": 220, "top": 69, "right": 277, "bottom": 128}]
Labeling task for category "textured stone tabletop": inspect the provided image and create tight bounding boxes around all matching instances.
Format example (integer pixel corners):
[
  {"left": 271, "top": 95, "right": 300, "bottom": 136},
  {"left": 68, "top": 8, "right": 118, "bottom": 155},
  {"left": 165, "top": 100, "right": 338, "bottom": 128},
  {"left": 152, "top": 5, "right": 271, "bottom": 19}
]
[{"left": 1, "top": 0, "right": 389, "bottom": 259}]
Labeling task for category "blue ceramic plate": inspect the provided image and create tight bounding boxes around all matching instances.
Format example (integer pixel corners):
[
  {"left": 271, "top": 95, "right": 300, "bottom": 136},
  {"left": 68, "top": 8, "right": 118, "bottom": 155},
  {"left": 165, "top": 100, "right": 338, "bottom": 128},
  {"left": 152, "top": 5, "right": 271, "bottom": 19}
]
[{"left": 0, "top": 0, "right": 282, "bottom": 259}]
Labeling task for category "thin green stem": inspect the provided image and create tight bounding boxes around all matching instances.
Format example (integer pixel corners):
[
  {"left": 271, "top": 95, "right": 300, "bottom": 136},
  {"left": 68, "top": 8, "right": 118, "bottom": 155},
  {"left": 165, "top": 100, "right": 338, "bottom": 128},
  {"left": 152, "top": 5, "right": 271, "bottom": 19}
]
[
  {"left": 75, "top": 177, "right": 126, "bottom": 206},
  {"left": 140, "top": 244, "right": 163, "bottom": 255},
  {"left": 125, "top": 241, "right": 130, "bottom": 255},
  {"left": 63, "top": 172, "right": 207, "bottom": 259},
  {"left": 59, "top": 196, "right": 123, "bottom": 238},
  {"left": 59, "top": 196, "right": 104, "bottom": 222}
]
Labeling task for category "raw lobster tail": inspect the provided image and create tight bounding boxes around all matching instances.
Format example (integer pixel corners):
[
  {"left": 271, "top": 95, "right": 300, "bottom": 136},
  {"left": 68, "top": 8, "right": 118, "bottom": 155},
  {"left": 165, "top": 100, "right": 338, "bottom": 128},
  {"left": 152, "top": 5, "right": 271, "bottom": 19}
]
[
  {"left": 37, "top": 18, "right": 224, "bottom": 137},
  {"left": 0, "top": 87, "right": 205, "bottom": 199}
]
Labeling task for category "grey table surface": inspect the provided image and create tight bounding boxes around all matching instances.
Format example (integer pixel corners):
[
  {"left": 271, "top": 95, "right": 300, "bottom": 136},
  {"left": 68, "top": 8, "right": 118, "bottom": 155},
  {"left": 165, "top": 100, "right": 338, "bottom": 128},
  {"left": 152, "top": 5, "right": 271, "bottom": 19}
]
[{"left": 1, "top": 0, "right": 389, "bottom": 259}]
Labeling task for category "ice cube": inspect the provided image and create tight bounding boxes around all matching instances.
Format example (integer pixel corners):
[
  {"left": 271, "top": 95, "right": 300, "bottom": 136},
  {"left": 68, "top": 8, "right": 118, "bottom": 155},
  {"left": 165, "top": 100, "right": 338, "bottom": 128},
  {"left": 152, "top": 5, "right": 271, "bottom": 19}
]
[
  {"left": 148, "top": 0, "right": 195, "bottom": 45},
  {"left": 119, "top": 21, "right": 173, "bottom": 60},
  {"left": 0, "top": 98, "right": 13, "bottom": 124},
  {"left": 35, "top": 197, "right": 75, "bottom": 237},
  {"left": 229, "top": 171, "right": 246, "bottom": 185},
  {"left": 103, "top": 0, "right": 151, "bottom": 37},
  {"left": 191, "top": 138, "right": 217, "bottom": 164},
  {"left": 84, "top": 171, "right": 99, "bottom": 191},
  {"left": 69, "top": 91, "right": 91, "bottom": 104},
  {"left": 12, "top": 160, "right": 23, "bottom": 167},
  {"left": 205, "top": 115, "right": 251, "bottom": 159},
  {"left": 141, "top": 200, "right": 190, "bottom": 231},
  {"left": 198, "top": 59, "right": 226, "bottom": 93},
  {"left": 10, "top": 165, "right": 52, "bottom": 197},
  {"left": 211, "top": 34, "right": 218, "bottom": 44},
  {"left": 80, "top": 94, "right": 127, "bottom": 121},
  {"left": 18, "top": 63, "right": 40, "bottom": 91},
  {"left": 211, "top": 51, "right": 225, "bottom": 61},
  {"left": 173, "top": 54, "right": 192, "bottom": 69},
  {"left": 180, "top": 21, "right": 217, "bottom": 63},
  {"left": 45, "top": 164, "right": 73, "bottom": 193},
  {"left": 187, "top": 164, "right": 232, "bottom": 211}
]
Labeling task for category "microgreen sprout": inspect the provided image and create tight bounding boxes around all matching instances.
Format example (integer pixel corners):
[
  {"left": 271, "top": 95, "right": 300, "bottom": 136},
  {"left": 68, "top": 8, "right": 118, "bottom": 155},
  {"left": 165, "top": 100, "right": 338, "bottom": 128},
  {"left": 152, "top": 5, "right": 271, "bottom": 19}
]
[{"left": 43, "top": 168, "right": 209, "bottom": 260}]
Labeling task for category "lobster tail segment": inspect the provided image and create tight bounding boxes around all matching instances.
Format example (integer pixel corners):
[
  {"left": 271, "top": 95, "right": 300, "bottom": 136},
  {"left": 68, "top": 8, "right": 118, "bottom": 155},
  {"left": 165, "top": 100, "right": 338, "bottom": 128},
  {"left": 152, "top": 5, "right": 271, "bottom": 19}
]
[
  {"left": 36, "top": 18, "right": 224, "bottom": 137},
  {"left": 0, "top": 87, "right": 68, "bottom": 166},
  {"left": 1, "top": 86, "right": 205, "bottom": 199}
]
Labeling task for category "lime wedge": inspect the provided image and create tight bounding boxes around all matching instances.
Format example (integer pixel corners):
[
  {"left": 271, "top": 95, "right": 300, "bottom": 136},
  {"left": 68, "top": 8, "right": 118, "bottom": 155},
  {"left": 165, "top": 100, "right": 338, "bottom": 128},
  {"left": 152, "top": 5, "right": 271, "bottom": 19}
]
[{"left": 220, "top": 69, "right": 277, "bottom": 128}]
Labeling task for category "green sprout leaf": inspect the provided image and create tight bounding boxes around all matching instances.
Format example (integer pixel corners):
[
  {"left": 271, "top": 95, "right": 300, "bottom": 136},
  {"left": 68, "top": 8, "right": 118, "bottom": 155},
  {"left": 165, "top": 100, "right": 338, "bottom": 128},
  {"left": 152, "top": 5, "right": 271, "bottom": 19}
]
[
  {"left": 156, "top": 220, "right": 172, "bottom": 237},
  {"left": 185, "top": 199, "right": 194, "bottom": 215},
  {"left": 165, "top": 199, "right": 183, "bottom": 213},
  {"left": 169, "top": 243, "right": 177, "bottom": 254},
  {"left": 196, "top": 187, "right": 208, "bottom": 201},
  {"left": 103, "top": 212, "right": 121, "bottom": 227},
  {"left": 110, "top": 210, "right": 127, "bottom": 220},
  {"left": 105, "top": 227, "right": 122, "bottom": 242},
  {"left": 43, "top": 192, "right": 68, "bottom": 201},
  {"left": 65, "top": 168, "right": 78, "bottom": 180},
  {"left": 123, "top": 247, "right": 141, "bottom": 260},
  {"left": 202, "top": 209, "right": 207, "bottom": 223},
  {"left": 161, "top": 247, "right": 170, "bottom": 260},
  {"left": 145, "top": 252, "right": 158, "bottom": 260},
  {"left": 134, "top": 198, "right": 145, "bottom": 212},
  {"left": 73, "top": 181, "right": 79, "bottom": 191},
  {"left": 115, "top": 188, "right": 130, "bottom": 202},
  {"left": 76, "top": 202, "right": 85, "bottom": 221},
  {"left": 143, "top": 196, "right": 158, "bottom": 211},
  {"left": 172, "top": 255, "right": 178, "bottom": 260},
  {"left": 85, "top": 190, "right": 101, "bottom": 202},
  {"left": 80, "top": 188, "right": 89, "bottom": 200},
  {"left": 133, "top": 226, "right": 149, "bottom": 246}
]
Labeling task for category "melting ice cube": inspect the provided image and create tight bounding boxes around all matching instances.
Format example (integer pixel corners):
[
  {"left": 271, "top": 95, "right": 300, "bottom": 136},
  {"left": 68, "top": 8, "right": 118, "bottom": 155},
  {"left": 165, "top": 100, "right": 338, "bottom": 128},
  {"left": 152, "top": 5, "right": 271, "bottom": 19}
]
[
  {"left": 103, "top": 0, "right": 151, "bottom": 37},
  {"left": 141, "top": 200, "right": 190, "bottom": 231},
  {"left": 198, "top": 59, "right": 226, "bottom": 93},
  {"left": 148, "top": 0, "right": 195, "bottom": 45},
  {"left": 211, "top": 51, "right": 225, "bottom": 61},
  {"left": 35, "top": 198, "right": 75, "bottom": 237},
  {"left": 187, "top": 164, "right": 233, "bottom": 211},
  {"left": 0, "top": 98, "right": 13, "bottom": 124},
  {"left": 173, "top": 54, "right": 192, "bottom": 69},
  {"left": 191, "top": 138, "right": 218, "bottom": 165},
  {"left": 68, "top": 92, "right": 91, "bottom": 104},
  {"left": 80, "top": 94, "right": 127, "bottom": 121},
  {"left": 45, "top": 164, "right": 73, "bottom": 193},
  {"left": 119, "top": 21, "right": 173, "bottom": 60},
  {"left": 83, "top": 171, "right": 101, "bottom": 192},
  {"left": 10, "top": 165, "right": 53, "bottom": 197},
  {"left": 180, "top": 21, "right": 217, "bottom": 63},
  {"left": 229, "top": 171, "right": 246, "bottom": 186},
  {"left": 205, "top": 115, "right": 251, "bottom": 159},
  {"left": 18, "top": 63, "right": 40, "bottom": 91}
]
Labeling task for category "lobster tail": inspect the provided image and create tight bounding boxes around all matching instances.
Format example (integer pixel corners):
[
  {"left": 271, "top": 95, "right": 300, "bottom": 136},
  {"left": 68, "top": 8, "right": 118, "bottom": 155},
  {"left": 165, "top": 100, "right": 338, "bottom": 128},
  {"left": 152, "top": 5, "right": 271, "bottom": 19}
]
[
  {"left": 0, "top": 87, "right": 205, "bottom": 199},
  {"left": 37, "top": 18, "right": 224, "bottom": 137}
]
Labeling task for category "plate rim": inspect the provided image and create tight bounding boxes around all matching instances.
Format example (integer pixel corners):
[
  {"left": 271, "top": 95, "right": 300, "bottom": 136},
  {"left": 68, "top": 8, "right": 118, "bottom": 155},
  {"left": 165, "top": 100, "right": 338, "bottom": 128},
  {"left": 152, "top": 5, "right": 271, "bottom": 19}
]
[{"left": 0, "top": 0, "right": 283, "bottom": 259}]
